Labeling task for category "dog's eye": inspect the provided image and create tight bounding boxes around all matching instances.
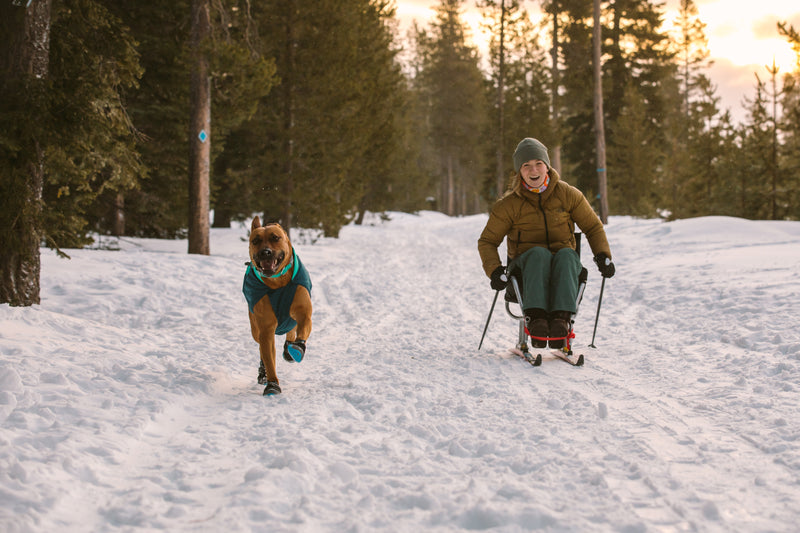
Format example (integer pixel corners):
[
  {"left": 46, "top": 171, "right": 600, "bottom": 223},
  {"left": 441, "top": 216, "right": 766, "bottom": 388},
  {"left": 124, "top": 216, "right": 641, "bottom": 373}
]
[
  {"left": 251, "top": 236, "right": 261, "bottom": 246},
  {"left": 270, "top": 234, "right": 281, "bottom": 243}
]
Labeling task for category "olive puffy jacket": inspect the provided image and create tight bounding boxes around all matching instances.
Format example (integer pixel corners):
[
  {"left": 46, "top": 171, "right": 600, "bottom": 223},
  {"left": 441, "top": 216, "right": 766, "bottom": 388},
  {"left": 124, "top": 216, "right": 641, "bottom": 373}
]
[{"left": 478, "top": 169, "right": 611, "bottom": 278}]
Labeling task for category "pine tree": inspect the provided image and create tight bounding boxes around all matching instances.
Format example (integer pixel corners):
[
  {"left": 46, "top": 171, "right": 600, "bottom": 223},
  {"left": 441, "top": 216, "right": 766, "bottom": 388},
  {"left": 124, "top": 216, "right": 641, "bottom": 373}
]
[
  {"left": 413, "top": 0, "right": 489, "bottom": 216},
  {"left": 223, "top": 0, "right": 411, "bottom": 236},
  {"left": 780, "top": 72, "right": 800, "bottom": 220},
  {"left": 479, "top": 0, "right": 552, "bottom": 199},
  {"left": 602, "top": 0, "right": 678, "bottom": 217},
  {"left": 1, "top": 0, "right": 144, "bottom": 305},
  {"left": 104, "top": 1, "right": 192, "bottom": 238},
  {"left": 736, "top": 63, "right": 795, "bottom": 221},
  {"left": 554, "top": 0, "right": 595, "bottom": 195},
  {"left": 500, "top": 17, "right": 553, "bottom": 152},
  {"left": 608, "top": 82, "right": 662, "bottom": 216},
  {"left": 541, "top": 0, "right": 567, "bottom": 174},
  {"left": 739, "top": 78, "right": 773, "bottom": 219},
  {"left": 687, "top": 75, "right": 734, "bottom": 218},
  {"left": 712, "top": 119, "right": 743, "bottom": 217},
  {"left": 478, "top": 0, "right": 513, "bottom": 198},
  {"left": 320, "top": 0, "right": 418, "bottom": 226},
  {"left": 103, "top": 0, "right": 276, "bottom": 239},
  {"left": 551, "top": 0, "right": 678, "bottom": 215},
  {"left": 674, "top": 0, "right": 708, "bottom": 119},
  {"left": 209, "top": 1, "right": 279, "bottom": 228},
  {"left": 45, "top": 0, "right": 144, "bottom": 246},
  {"left": 778, "top": 22, "right": 800, "bottom": 220},
  {"left": 663, "top": 0, "right": 730, "bottom": 219}
]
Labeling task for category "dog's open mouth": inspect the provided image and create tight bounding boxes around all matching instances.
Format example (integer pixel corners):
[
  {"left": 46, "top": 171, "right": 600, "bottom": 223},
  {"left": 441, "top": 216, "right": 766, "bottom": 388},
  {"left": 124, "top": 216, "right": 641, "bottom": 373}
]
[{"left": 253, "top": 248, "right": 286, "bottom": 276}]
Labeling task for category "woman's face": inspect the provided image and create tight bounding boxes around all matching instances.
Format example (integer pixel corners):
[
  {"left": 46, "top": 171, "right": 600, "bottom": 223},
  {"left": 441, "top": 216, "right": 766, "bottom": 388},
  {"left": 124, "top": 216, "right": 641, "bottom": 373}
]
[{"left": 520, "top": 159, "right": 548, "bottom": 188}]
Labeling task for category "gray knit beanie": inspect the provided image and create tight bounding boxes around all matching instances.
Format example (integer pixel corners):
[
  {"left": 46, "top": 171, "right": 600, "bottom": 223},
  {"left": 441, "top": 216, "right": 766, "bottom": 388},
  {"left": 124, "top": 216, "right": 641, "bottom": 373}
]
[{"left": 512, "top": 138, "right": 550, "bottom": 173}]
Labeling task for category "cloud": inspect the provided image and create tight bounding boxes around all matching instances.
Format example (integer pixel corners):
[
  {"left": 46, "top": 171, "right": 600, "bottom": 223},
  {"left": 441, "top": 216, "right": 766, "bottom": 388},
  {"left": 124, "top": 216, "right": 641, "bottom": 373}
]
[
  {"left": 777, "top": 12, "right": 800, "bottom": 29},
  {"left": 712, "top": 21, "right": 738, "bottom": 40},
  {"left": 395, "top": 1, "right": 436, "bottom": 31},
  {"left": 708, "top": 58, "right": 773, "bottom": 123},
  {"left": 751, "top": 14, "right": 800, "bottom": 39}
]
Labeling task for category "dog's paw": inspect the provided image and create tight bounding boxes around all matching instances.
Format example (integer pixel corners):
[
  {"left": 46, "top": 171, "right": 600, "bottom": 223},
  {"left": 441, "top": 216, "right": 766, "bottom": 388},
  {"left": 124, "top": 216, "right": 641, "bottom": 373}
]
[
  {"left": 263, "top": 381, "right": 282, "bottom": 396},
  {"left": 283, "top": 340, "right": 306, "bottom": 363}
]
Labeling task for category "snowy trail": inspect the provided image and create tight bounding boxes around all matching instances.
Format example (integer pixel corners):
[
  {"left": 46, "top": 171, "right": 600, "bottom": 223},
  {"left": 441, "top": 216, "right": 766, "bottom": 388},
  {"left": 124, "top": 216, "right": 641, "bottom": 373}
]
[{"left": 2, "top": 212, "right": 800, "bottom": 532}]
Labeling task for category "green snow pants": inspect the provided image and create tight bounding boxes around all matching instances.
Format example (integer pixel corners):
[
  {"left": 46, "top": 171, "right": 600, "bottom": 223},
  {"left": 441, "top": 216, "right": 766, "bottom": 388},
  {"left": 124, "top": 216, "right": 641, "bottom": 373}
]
[{"left": 511, "top": 246, "right": 581, "bottom": 313}]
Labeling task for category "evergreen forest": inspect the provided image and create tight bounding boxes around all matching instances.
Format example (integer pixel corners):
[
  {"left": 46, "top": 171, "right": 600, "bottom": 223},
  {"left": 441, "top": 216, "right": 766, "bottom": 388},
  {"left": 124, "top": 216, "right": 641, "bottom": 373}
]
[{"left": 2, "top": 0, "right": 800, "bottom": 306}]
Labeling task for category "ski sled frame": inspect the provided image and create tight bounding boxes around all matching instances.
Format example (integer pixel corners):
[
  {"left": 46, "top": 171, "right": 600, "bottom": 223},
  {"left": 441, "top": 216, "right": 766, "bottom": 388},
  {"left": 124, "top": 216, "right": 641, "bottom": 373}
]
[{"left": 504, "top": 233, "right": 588, "bottom": 366}]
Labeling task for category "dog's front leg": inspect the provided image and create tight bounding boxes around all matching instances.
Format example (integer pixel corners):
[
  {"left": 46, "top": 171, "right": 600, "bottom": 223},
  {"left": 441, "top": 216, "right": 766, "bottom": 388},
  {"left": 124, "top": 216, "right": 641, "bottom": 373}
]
[
  {"left": 289, "top": 286, "right": 313, "bottom": 343},
  {"left": 252, "top": 300, "right": 280, "bottom": 384},
  {"left": 258, "top": 329, "right": 278, "bottom": 384}
]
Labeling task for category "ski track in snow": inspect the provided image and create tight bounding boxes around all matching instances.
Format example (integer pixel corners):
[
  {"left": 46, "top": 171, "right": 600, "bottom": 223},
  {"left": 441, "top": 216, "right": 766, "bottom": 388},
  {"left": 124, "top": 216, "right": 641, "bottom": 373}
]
[{"left": 2, "top": 212, "right": 800, "bottom": 532}]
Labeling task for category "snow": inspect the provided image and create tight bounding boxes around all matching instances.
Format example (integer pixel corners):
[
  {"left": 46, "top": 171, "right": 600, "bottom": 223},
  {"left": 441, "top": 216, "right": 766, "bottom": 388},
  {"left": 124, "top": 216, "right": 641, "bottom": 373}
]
[{"left": 2, "top": 212, "right": 800, "bottom": 532}]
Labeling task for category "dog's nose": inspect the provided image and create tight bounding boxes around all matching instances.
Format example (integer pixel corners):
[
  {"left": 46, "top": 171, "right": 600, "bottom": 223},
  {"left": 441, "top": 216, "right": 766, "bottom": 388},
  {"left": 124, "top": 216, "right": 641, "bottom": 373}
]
[{"left": 255, "top": 248, "right": 273, "bottom": 261}]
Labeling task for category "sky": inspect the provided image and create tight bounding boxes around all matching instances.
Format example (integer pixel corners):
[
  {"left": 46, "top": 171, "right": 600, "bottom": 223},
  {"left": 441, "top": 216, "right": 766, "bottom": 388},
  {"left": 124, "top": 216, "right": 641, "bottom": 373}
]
[{"left": 395, "top": 0, "right": 800, "bottom": 123}]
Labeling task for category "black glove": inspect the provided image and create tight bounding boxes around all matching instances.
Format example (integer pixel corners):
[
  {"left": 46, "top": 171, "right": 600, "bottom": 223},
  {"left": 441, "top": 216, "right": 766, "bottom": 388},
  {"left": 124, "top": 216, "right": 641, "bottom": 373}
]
[
  {"left": 594, "top": 253, "right": 615, "bottom": 278},
  {"left": 490, "top": 266, "right": 508, "bottom": 291}
]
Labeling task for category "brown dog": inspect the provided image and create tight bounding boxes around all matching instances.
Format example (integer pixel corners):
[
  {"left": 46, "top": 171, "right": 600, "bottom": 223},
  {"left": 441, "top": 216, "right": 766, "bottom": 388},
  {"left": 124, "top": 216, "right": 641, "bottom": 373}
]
[{"left": 242, "top": 217, "right": 312, "bottom": 396}]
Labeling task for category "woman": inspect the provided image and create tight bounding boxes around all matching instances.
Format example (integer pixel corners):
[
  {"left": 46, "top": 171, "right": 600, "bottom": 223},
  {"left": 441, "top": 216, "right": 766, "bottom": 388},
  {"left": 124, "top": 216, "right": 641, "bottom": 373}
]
[{"left": 478, "top": 137, "right": 615, "bottom": 348}]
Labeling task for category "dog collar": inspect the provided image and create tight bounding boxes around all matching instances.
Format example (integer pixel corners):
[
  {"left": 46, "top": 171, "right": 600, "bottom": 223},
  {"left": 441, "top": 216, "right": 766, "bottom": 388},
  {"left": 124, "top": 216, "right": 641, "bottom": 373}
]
[
  {"left": 268, "top": 257, "right": 294, "bottom": 279},
  {"left": 250, "top": 249, "right": 297, "bottom": 283}
]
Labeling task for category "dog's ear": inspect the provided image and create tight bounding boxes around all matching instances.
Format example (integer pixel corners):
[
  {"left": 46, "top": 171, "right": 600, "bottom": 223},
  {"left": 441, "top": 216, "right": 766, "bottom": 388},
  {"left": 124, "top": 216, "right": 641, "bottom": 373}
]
[{"left": 251, "top": 216, "right": 261, "bottom": 232}]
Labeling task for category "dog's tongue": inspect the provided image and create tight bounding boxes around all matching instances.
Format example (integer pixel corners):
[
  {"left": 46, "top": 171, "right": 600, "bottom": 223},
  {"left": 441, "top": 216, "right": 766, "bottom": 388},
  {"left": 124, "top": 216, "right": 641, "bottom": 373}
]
[
  {"left": 260, "top": 259, "right": 278, "bottom": 272},
  {"left": 260, "top": 258, "right": 279, "bottom": 273}
]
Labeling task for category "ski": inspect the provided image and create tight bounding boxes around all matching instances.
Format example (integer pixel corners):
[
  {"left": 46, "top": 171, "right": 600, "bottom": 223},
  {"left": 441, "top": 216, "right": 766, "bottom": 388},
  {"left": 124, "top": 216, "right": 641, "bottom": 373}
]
[
  {"left": 509, "top": 347, "right": 542, "bottom": 367},
  {"left": 508, "top": 347, "right": 584, "bottom": 366},
  {"left": 551, "top": 349, "right": 584, "bottom": 366}
]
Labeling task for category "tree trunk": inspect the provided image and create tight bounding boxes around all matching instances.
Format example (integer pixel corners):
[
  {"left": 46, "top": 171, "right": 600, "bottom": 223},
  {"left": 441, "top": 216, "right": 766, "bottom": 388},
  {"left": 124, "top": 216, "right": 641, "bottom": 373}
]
[
  {"left": 188, "top": 0, "right": 211, "bottom": 255},
  {"left": 212, "top": 205, "right": 232, "bottom": 228},
  {"left": 279, "top": 0, "right": 296, "bottom": 231},
  {"left": 495, "top": 0, "right": 506, "bottom": 198},
  {"left": 0, "top": 0, "right": 52, "bottom": 307},
  {"left": 550, "top": 3, "right": 562, "bottom": 175},
  {"left": 768, "top": 59, "right": 779, "bottom": 220},
  {"left": 446, "top": 154, "right": 455, "bottom": 216},
  {"left": 592, "top": 0, "right": 609, "bottom": 224},
  {"left": 113, "top": 193, "right": 125, "bottom": 236}
]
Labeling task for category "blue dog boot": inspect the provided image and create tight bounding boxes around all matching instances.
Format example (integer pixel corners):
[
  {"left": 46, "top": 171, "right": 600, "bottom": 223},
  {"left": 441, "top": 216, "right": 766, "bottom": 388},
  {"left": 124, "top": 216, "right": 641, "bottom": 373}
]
[
  {"left": 263, "top": 381, "right": 281, "bottom": 396},
  {"left": 283, "top": 340, "right": 306, "bottom": 363}
]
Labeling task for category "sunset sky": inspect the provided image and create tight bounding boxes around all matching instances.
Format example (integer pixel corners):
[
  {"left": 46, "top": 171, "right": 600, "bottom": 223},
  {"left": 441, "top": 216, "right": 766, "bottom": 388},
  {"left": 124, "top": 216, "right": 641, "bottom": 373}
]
[{"left": 395, "top": 0, "right": 800, "bottom": 123}]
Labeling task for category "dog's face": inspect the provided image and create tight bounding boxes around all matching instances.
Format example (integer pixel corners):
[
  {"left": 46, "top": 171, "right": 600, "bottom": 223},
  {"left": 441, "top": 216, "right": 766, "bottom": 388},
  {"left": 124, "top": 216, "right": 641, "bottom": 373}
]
[{"left": 249, "top": 217, "right": 291, "bottom": 277}]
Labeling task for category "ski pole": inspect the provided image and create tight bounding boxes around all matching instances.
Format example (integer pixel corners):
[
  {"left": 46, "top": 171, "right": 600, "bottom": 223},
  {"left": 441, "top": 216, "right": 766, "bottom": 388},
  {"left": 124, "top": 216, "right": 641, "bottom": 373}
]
[
  {"left": 478, "top": 289, "right": 500, "bottom": 350},
  {"left": 478, "top": 269, "right": 508, "bottom": 350},
  {"left": 588, "top": 275, "right": 606, "bottom": 348}
]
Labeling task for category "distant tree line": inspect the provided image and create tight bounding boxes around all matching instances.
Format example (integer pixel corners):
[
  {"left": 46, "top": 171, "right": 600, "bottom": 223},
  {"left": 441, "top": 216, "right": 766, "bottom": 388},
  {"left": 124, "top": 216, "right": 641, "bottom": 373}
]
[{"left": 2, "top": 0, "right": 800, "bottom": 305}]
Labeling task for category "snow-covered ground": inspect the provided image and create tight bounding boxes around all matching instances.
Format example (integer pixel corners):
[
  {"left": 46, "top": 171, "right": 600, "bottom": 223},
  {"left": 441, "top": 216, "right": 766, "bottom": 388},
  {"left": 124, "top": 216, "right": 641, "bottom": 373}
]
[{"left": 2, "top": 212, "right": 800, "bottom": 532}]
